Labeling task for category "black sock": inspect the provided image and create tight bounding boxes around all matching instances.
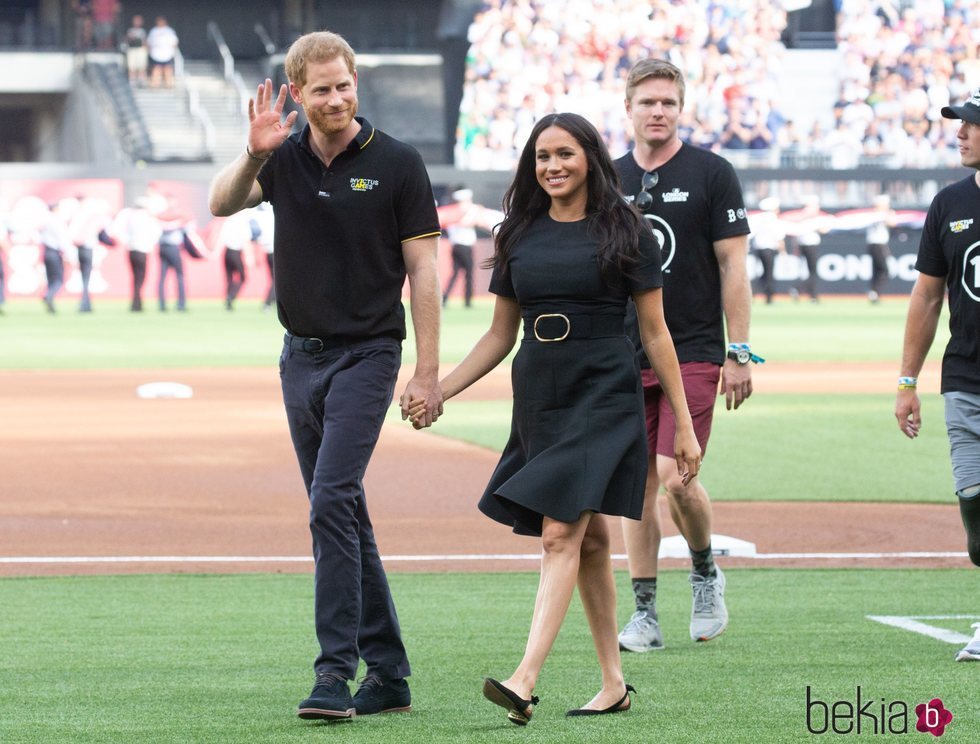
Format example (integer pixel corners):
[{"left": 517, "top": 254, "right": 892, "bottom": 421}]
[
  {"left": 958, "top": 486, "right": 980, "bottom": 567},
  {"left": 691, "top": 545, "right": 716, "bottom": 578},
  {"left": 631, "top": 577, "right": 657, "bottom": 617}
]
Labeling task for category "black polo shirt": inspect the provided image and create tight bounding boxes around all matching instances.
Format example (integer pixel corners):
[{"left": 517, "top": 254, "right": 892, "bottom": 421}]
[{"left": 256, "top": 118, "right": 440, "bottom": 340}]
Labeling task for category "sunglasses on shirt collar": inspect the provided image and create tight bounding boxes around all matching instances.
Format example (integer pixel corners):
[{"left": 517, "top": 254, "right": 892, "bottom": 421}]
[{"left": 634, "top": 171, "right": 659, "bottom": 211}]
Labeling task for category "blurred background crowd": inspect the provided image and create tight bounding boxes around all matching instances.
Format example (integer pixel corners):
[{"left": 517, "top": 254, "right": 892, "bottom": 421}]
[{"left": 455, "top": 0, "right": 979, "bottom": 169}]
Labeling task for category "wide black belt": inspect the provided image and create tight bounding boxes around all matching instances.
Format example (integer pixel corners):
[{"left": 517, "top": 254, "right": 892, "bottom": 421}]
[{"left": 522, "top": 313, "right": 625, "bottom": 342}]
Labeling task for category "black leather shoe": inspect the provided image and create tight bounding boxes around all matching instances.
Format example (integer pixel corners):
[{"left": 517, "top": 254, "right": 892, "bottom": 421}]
[
  {"left": 566, "top": 684, "right": 636, "bottom": 717},
  {"left": 297, "top": 673, "right": 355, "bottom": 720},
  {"left": 482, "top": 678, "right": 539, "bottom": 726},
  {"left": 353, "top": 674, "right": 412, "bottom": 715}
]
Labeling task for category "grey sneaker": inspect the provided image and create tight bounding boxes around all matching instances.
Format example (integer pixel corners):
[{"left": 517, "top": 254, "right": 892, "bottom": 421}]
[
  {"left": 690, "top": 567, "right": 728, "bottom": 642},
  {"left": 618, "top": 609, "right": 664, "bottom": 652},
  {"left": 955, "top": 622, "right": 980, "bottom": 662}
]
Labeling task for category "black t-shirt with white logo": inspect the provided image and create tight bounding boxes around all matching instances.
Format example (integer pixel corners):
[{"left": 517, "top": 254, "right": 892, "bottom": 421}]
[
  {"left": 916, "top": 175, "right": 980, "bottom": 394},
  {"left": 616, "top": 144, "right": 749, "bottom": 367},
  {"left": 257, "top": 118, "right": 440, "bottom": 340}
]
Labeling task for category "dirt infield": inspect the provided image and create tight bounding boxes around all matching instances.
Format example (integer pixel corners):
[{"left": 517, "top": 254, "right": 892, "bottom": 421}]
[{"left": 0, "top": 360, "right": 966, "bottom": 578}]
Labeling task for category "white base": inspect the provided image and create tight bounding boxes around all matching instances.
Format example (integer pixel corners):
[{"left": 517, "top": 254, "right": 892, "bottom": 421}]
[
  {"left": 136, "top": 382, "right": 194, "bottom": 399},
  {"left": 659, "top": 533, "right": 757, "bottom": 558}
]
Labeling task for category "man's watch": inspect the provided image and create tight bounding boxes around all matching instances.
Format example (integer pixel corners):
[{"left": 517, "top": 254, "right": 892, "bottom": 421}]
[
  {"left": 727, "top": 343, "right": 765, "bottom": 365},
  {"left": 727, "top": 347, "right": 752, "bottom": 365}
]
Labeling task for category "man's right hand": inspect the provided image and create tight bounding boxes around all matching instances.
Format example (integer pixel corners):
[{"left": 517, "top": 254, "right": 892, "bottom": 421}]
[
  {"left": 248, "top": 79, "right": 299, "bottom": 158},
  {"left": 895, "top": 388, "right": 921, "bottom": 439}
]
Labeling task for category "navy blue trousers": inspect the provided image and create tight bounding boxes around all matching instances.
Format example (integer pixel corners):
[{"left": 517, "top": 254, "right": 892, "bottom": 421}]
[
  {"left": 77, "top": 246, "right": 93, "bottom": 311},
  {"left": 279, "top": 336, "right": 411, "bottom": 681},
  {"left": 158, "top": 243, "right": 185, "bottom": 310},
  {"left": 43, "top": 247, "right": 64, "bottom": 307}
]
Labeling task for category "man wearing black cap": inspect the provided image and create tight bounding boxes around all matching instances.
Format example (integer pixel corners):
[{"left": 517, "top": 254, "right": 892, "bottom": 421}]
[{"left": 896, "top": 87, "right": 980, "bottom": 662}]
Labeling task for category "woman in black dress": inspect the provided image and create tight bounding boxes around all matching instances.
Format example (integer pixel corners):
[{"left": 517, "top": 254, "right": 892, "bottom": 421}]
[{"left": 410, "top": 113, "right": 700, "bottom": 724}]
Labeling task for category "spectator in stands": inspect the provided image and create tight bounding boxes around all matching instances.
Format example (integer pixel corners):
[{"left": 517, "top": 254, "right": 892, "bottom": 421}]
[
  {"left": 456, "top": 0, "right": 789, "bottom": 170},
  {"left": 124, "top": 15, "right": 148, "bottom": 87},
  {"left": 71, "top": 0, "right": 93, "bottom": 51},
  {"left": 453, "top": 0, "right": 978, "bottom": 170},
  {"left": 91, "top": 0, "right": 119, "bottom": 51},
  {"left": 718, "top": 99, "right": 754, "bottom": 150},
  {"left": 147, "top": 16, "right": 179, "bottom": 89}
]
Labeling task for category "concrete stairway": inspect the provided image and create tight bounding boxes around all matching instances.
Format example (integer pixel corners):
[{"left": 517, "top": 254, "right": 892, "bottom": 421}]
[{"left": 130, "top": 59, "right": 258, "bottom": 163}]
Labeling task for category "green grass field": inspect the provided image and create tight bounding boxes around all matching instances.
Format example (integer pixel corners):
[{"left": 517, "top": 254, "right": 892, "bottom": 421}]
[
  {"left": 0, "top": 570, "right": 977, "bottom": 743},
  {"left": 2, "top": 295, "right": 974, "bottom": 742},
  {"left": 0, "top": 294, "right": 950, "bottom": 369}
]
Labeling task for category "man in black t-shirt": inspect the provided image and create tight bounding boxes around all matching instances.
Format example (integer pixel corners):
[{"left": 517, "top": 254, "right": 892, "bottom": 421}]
[
  {"left": 615, "top": 59, "right": 754, "bottom": 653},
  {"left": 896, "top": 88, "right": 980, "bottom": 663},
  {"left": 209, "top": 31, "right": 442, "bottom": 719}
]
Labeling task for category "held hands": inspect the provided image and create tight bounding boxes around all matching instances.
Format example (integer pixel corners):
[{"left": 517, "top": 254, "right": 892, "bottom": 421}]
[
  {"left": 403, "top": 397, "right": 436, "bottom": 430},
  {"left": 247, "top": 79, "right": 299, "bottom": 159},
  {"left": 399, "top": 379, "right": 444, "bottom": 430}
]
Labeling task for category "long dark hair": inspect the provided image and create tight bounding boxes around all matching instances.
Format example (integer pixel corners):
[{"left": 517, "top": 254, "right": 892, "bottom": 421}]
[{"left": 487, "top": 112, "right": 646, "bottom": 281}]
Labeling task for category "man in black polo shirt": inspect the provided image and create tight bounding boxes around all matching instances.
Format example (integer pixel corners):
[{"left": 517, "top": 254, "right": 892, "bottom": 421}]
[{"left": 209, "top": 31, "right": 442, "bottom": 720}]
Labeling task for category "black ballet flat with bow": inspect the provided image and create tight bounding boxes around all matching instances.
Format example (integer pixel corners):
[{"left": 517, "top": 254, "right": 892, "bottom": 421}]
[
  {"left": 566, "top": 684, "right": 636, "bottom": 717},
  {"left": 482, "top": 677, "right": 539, "bottom": 726}
]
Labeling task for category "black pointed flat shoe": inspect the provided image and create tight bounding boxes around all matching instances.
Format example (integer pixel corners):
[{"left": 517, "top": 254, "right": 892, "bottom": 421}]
[
  {"left": 482, "top": 677, "right": 539, "bottom": 726},
  {"left": 566, "top": 684, "right": 636, "bottom": 717}
]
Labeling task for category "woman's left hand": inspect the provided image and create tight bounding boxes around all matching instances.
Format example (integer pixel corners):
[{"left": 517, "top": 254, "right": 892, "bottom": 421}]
[{"left": 674, "top": 428, "right": 702, "bottom": 486}]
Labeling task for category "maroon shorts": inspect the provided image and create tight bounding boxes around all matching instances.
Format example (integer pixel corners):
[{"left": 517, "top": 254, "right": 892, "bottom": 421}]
[{"left": 641, "top": 361, "right": 720, "bottom": 457}]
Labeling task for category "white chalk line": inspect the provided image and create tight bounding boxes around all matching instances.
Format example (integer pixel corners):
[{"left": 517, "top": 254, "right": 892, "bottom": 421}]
[
  {"left": 866, "top": 615, "right": 978, "bottom": 645},
  {"left": 0, "top": 550, "right": 968, "bottom": 565}
]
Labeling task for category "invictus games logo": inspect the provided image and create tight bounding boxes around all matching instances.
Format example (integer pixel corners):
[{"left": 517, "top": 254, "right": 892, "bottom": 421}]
[
  {"left": 349, "top": 177, "right": 379, "bottom": 192},
  {"left": 805, "top": 687, "right": 953, "bottom": 736},
  {"left": 949, "top": 218, "right": 973, "bottom": 233}
]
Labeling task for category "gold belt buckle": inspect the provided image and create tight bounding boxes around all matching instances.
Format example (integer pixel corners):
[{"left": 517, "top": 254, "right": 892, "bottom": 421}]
[{"left": 533, "top": 313, "right": 571, "bottom": 342}]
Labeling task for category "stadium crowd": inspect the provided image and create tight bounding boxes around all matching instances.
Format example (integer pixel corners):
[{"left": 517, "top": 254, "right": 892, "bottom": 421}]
[{"left": 455, "top": 0, "right": 980, "bottom": 171}]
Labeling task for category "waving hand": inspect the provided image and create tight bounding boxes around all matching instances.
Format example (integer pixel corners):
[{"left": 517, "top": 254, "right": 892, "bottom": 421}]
[{"left": 248, "top": 79, "right": 299, "bottom": 158}]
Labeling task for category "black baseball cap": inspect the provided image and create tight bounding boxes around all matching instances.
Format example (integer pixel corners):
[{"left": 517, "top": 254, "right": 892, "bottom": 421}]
[{"left": 941, "top": 87, "right": 980, "bottom": 124}]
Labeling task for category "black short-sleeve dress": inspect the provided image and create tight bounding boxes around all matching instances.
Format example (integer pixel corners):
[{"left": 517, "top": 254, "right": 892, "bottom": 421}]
[{"left": 481, "top": 214, "right": 663, "bottom": 536}]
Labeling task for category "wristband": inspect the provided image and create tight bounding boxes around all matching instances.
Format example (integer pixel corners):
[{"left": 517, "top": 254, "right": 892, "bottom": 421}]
[
  {"left": 246, "top": 145, "right": 271, "bottom": 162},
  {"left": 898, "top": 376, "right": 917, "bottom": 390}
]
